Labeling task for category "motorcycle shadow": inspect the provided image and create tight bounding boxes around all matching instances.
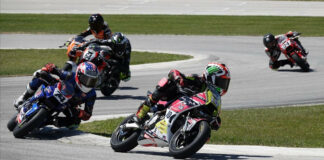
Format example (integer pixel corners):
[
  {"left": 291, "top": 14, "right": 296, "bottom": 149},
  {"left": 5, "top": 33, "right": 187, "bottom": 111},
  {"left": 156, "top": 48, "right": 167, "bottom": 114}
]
[
  {"left": 129, "top": 150, "right": 272, "bottom": 160},
  {"left": 23, "top": 126, "right": 83, "bottom": 140},
  {"left": 278, "top": 68, "right": 314, "bottom": 72},
  {"left": 97, "top": 95, "right": 146, "bottom": 101}
]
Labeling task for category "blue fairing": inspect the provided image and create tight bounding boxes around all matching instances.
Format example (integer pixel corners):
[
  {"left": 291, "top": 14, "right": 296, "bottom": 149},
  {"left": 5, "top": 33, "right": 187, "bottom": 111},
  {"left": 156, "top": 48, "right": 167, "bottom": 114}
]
[{"left": 25, "top": 103, "right": 40, "bottom": 117}]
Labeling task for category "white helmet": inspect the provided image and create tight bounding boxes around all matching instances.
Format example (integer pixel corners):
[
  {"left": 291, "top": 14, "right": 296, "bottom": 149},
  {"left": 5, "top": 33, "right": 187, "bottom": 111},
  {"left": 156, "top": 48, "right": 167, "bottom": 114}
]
[{"left": 203, "top": 62, "right": 231, "bottom": 96}]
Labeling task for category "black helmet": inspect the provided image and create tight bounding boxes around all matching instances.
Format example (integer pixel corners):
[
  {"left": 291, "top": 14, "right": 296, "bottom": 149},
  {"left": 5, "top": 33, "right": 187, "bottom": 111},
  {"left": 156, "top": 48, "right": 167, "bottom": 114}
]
[
  {"left": 111, "top": 32, "right": 127, "bottom": 57},
  {"left": 89, "top": 14, "right": 104, "bottom": 32},
  {"left": 263, "top": 33, "right": 276, "bottom": 49}
]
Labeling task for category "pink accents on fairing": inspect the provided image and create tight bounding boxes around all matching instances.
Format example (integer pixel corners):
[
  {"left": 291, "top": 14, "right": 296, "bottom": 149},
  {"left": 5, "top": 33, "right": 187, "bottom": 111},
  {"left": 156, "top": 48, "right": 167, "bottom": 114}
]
[
  {"left": 170, "top": 92, "right": 207, "bottom": 112},
  {"left": 158, "top": 77, "right": 168, "bottom": 87}
]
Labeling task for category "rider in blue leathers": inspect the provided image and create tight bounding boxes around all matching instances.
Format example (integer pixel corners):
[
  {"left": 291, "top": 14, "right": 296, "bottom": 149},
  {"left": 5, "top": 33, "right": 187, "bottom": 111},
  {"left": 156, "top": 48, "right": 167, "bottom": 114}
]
[{"left": 14, "top": 62, "right": 98, "bottom": 128}]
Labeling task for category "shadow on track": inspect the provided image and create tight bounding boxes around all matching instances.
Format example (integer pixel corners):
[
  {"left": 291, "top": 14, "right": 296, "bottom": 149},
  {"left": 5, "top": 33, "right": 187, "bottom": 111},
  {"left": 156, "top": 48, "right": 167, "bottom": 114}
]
[
  {"left": 24, "top": 126, "right": 83, "bottom": 140},
  {"left": 277, "top": 68, "right": 314, "bottom": 72},
  {"left": 118, "top": 86, "right": 139, "bottom": 90},
  {"left": 97, "top": 95, "right": 146, "bottom": 101},
  {"left": 130, "top": 150, "right": 272, "bottom": 160}
]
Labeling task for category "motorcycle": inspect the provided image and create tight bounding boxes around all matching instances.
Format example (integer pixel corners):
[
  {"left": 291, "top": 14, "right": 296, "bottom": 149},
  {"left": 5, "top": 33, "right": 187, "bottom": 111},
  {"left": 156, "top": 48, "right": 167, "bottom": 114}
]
[
  {"left": 60, "top": 36, "right": 121, "bottom": 96},
  {"left": 7, "top": 81, "right": 74, "bottom": 138},
  {"left": 110, "top": 79, "right": 214, "bottom": 159},
  {"left": 278, "top": 35, "right": 310, "bottom": 72}
]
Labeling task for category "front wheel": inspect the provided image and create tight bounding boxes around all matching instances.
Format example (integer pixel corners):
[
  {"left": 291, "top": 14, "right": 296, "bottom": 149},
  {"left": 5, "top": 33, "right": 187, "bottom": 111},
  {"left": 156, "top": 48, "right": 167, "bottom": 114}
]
[
  {"left": 291, "top": 54, "right": 310, "bottom": 72},
  {"left": 100, "top": 77, "right": 120, "bottom": 96},
  {"left": 110, "top": 114, "right": 141, "bottom": 152},
  {"left": 7, "top": 113, "right": 18, "bottom": 131},
  {"left": 169, "top": 121, "right": 211, "bottom": 159},
  {"left": 13, "top": 108, "right": 49, "bottom": 138}
]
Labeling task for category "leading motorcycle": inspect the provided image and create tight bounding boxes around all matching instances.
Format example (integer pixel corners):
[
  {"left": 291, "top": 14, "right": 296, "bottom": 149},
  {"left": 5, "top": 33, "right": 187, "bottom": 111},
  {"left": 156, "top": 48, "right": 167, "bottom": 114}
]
[
  {"left": 110, "top": 80, "right": 216, "bottom": 159},
  {"left": 278, "top": 35, "right": 310, "bottom": 72}
]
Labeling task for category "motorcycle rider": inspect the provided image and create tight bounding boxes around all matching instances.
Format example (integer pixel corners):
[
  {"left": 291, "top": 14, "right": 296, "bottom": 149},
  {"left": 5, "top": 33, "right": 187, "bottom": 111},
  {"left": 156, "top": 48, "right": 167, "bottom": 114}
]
[
  {"left": 72, "top": 32, "right": 132, "bottom": 81},
  {"left": 78, "top": 13, "right": 112, "bottom": 40},
  {"left": 263, "top": 31, "right": 308, "bottom": 70},
  {"left": 14, "top": 62, "right": 99, "bottom": 129},
  {"left": 134, "top": 62, "right": 231, "bottom": 130}
]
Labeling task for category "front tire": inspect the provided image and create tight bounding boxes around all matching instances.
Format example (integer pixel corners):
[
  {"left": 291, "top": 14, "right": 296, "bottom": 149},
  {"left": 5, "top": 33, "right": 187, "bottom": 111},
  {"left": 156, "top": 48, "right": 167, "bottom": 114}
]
[
  {"left": 291, "top": 54, "right": 310, "bottom": 72},
  {"left": 13, "top": 108, "right": 49, "bottom": 138},
  {"left": 169, "top": 121, "right": 211, "bottom": 159},
  {"left": 110, "top": 114, "right": 141, "bottom": 152},
  {"left": 7, "top": 113, "right": 18, "bottom": 131}
]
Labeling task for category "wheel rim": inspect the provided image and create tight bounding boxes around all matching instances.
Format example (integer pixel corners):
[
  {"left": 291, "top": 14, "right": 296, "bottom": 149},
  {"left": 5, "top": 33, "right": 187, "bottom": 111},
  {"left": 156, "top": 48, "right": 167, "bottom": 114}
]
[
  {"left": 174, "top": 130, "right": 199, "bottom": 149},
  {"left": 115, "top": 128, "right": 133, "bottom": 142}
]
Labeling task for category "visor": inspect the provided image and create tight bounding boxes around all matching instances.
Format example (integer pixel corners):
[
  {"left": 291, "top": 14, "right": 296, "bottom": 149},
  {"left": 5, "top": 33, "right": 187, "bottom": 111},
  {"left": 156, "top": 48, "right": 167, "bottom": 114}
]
[
  {"left": 90, "top": 23, "right": 101, "bottom": 32},
  {"left": 207, "top": 75, "right": 230, "bottom": 91},
  {"left": 79, "top": 74, "right": 98, "bottom": 88}
]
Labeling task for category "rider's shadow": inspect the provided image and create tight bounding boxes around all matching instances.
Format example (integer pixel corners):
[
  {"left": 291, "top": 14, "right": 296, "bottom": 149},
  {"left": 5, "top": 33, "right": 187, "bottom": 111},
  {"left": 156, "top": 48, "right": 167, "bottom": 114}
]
[
  {"left": 24, "top": 126, "right": 83, "bottom": 140},
  {"left": 129, "top": 150, "right": 272, "bottom": 160},
  {"left": 278, "top": 68, "right": 314, "bottom": 72},
  {"left": 97, "top": 95, "right": 146, "bottom": 101}
]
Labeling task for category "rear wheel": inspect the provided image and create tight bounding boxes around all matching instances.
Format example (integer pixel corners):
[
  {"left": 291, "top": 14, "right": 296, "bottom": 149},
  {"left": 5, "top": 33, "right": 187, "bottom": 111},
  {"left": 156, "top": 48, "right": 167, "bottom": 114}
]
[
  {"left": 169, "top": 121, "right": 211, "bottom": 159},
  {"left": 110, "top": 114, "right": 141, "bottom": 152},
  {"left": 7, "top": 113, "right": 18, "bottom": 131},
  {"left": 291, "top": 54, "right": 310, "bottom": 72},
  {"left": 100, "top": 78, "right": 120, "bottom": 96},
  {"left": 13, "top": 108, "right": 49, "bottom": 138}
]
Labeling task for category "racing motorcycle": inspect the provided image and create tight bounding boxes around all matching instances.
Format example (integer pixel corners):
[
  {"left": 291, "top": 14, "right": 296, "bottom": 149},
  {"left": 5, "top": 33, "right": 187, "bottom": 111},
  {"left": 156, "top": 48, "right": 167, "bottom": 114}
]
[
  {"left": 7, "top": 81, "right": 74, "bottom": 138},
  {"left": 278, "top": 35, "right": 310, "bottom": 72},
  {"left": 110, "top": 79, "right": 214, "bottom": 159},
  {"left": 60, "top": 36, "right": 121, "bottom": 96}
]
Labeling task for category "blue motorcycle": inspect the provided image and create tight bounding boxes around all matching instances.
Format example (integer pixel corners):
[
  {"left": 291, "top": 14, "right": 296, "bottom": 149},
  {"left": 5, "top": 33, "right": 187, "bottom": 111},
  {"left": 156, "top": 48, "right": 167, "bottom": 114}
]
[{"left": 7, "top": 81, "right": 74, "bottom": 138}]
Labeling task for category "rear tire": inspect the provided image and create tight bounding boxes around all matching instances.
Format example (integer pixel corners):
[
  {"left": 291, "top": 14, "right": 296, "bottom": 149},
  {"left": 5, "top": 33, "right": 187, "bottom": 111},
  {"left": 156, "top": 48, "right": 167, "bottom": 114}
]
[
  {"left": 13, "top": 108, "right": 49, "bottom": 138},
  {"left": 291, "top": 54, "right": 310, "bottom": 72},
  {"left": 7, "top": 113, "right": 18, "bottom": 131},
  {"left": 100, "top": 78, "right": 120, "bottom": 96},
  {"left": 110, "top": 114, "right": 140, "bottom": 152},
  {"left": 169, "top": 121, "right": 211, "bottom": 159}
]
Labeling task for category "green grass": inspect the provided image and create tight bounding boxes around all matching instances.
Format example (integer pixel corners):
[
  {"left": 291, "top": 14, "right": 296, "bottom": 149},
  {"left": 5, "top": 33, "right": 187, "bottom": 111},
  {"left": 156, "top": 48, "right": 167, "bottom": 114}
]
[
  {"left": 1, "top": 14, "right": 324, "bottom": 36},
  {"left": 0, "top": 49, "right": 192, "bottom": 76},
  {"left": 79, "top": 105, "right": 324, "bottom": 148}
]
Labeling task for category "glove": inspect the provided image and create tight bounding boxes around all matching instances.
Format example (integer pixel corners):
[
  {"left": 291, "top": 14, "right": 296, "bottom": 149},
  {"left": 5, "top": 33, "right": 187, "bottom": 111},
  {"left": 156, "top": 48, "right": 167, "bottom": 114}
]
[
  {"left": 41, "top": 63, "right": 56, "bottom": 73},
  {"left": 78, "top": 109, "right": 91, "bottom": 121}
]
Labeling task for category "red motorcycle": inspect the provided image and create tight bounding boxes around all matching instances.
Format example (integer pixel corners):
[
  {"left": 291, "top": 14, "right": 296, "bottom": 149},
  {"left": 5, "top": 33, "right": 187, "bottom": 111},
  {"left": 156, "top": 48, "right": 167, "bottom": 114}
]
[
  {"left": 278, "top": 36, "right": 310, "bottom": 72},
  {"left": 110, "top": 78, "right": 217, "bottom": 159}
]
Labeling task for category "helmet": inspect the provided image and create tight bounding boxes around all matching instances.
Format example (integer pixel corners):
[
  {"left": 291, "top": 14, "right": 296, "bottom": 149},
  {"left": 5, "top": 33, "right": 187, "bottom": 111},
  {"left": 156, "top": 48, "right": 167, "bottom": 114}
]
[
  {"left": 263, "top": 33, "right": 277, "bottom": 49},
  {"left": 89, "top": 14, "right": 104, "bottom": 32},
  {"left": 75, "top": 62, "right": 99, "bottom": 93},
  {"left": 203, "top": 62, "right": 231, "bottom": 96},
  {"left": 111, "top": 32, "right": 127, "bottom": 57}
]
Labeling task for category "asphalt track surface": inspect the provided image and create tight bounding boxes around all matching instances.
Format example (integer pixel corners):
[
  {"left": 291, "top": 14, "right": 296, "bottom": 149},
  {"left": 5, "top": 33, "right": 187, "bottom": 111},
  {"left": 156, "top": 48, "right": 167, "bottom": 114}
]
[
  {"left": 1, "top": 34, "right": 324, "bottom": 160},
  {"left": 1, "top": 0, "right": 324, "bottom": 159},
  {"left": 2, "top": 0, "right": 324, "bottom": 16}
]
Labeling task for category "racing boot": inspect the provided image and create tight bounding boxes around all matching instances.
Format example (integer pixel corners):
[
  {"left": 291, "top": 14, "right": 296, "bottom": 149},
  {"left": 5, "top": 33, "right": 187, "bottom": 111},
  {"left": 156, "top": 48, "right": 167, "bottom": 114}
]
[
  {"left": 14, "top": 85, "right": 35, "bottom": 109},
  {"left": 134, "top": 103, "right": 150, "bottom": 127}
]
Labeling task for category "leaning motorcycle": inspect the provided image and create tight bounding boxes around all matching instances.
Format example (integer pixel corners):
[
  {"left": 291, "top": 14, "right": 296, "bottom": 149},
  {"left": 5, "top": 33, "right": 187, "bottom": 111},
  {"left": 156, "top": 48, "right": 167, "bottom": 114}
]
[
  {"left": 61, "top": 37, "right": 121, "bottom": 96},
  {"left": 278, "top": 35, "right": 310, "bottom": 72},
  {"left": 79, "top": 43, "right": 121, "bottom": 96},
  {"left": 110, "top": 83, "right": 215, "bottom": 159},
  {"left": 7, "top": 81, "right": 74, "bottom": 138}
]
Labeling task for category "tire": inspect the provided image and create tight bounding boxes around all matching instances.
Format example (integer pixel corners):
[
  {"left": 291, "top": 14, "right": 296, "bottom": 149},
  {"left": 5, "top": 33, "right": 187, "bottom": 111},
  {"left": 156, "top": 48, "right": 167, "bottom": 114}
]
[
  {"left": 100, "top": 78, "right": 120, "bottom": 96},
  {"left": 13, "top": 108, "right": 49, "bottom": 138},
  {"left": 169, "top": 121, "right": 211, "bottom": 159},
  {"left": 291, "top": 54, "right": 310, "bottom": 72},
  {"left": 110, "top": 114, "right": 141, "bottom": 152},
  {"left": 7, "top": 113, "right": 18, "bottom": 132}
]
